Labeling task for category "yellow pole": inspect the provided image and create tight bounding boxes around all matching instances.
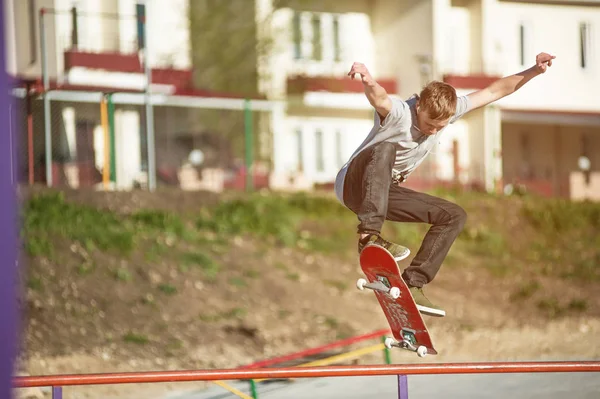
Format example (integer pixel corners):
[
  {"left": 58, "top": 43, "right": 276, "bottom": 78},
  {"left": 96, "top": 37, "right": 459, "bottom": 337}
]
[
  {"left": 100, "top": 95, "right": 110, "bottom": 189},
  {"left": 213, "top": 380, "right": 254, "bottom": 399}
]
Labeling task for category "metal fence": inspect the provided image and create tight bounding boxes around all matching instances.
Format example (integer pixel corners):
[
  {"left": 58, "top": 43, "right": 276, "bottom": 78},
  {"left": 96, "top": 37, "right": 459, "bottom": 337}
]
[{"left": 10, "top": 88, "right": 275, "bottom": 192}]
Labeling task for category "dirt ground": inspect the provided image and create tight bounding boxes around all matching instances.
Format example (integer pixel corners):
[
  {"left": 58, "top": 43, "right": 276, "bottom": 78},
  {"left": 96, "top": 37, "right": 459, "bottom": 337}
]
[{"left": 15, "top": 186, "right": 600, "bottom": 399}]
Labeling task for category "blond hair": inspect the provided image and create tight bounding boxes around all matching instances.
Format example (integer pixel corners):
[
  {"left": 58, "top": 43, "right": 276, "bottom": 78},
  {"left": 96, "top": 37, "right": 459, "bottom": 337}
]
[{"left": 418, "top": 81, "right": 457, "bottom": 121}]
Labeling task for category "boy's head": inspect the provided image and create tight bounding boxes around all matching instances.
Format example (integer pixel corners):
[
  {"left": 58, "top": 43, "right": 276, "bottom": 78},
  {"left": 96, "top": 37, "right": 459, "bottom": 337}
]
[{"left": 416, "top": 81, "right": 457, "bottom": 135}]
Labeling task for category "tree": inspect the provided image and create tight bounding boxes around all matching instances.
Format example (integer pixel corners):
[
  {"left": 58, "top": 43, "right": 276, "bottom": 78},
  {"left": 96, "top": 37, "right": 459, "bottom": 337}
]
[{"left": 187, "top": 0, "right": 280, "bottom": 166}]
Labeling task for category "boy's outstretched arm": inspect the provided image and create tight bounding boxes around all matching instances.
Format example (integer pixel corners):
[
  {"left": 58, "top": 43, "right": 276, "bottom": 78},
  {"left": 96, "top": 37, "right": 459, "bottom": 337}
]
[
  {"left": 348, "top": 62, "right": 393, "bottom": 120},
  {"left": 467, "top": 52, "right": 556, "bottom": 110}
]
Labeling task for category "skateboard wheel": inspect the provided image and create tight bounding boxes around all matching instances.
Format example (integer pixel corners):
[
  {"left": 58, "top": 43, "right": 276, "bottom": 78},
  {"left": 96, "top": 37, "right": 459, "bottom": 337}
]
[
  {"left": 356, "top": 278, "right": 368, "bottom": 290},
  {"left": 389, "top": 287, "right": 401, "bottom": 299},
  {"left": 384, "top": 337, "right": 396, "bottom": 349},
  {"left": 416, "top": 346, "right": 428, "bottom": 357}
]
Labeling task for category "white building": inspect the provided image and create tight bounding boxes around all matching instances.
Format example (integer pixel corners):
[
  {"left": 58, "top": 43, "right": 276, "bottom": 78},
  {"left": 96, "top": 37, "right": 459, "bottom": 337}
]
[
  {"left": 264, "top": 0, "right": 600, "bottom": 200},
  {"left": 5, "top": 0, "right": 270, "bottom": 192}
]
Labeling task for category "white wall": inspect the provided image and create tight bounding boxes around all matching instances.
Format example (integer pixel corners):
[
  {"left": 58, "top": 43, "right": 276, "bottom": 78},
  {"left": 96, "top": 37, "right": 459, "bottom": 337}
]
[
  {"left": 268, "top": 7, "right": 375, "bottom": 99},
  {"left": 115, "top": 109, "right": 142, "bottom": 189},
  {"left": 144, "top": 0, "right": 190, "bottom": 69},
  {"left": 372, "top": 0, "right": 434, "bottom": 98},
  {"left": 277, "top": 116, "right": 374, "bottom": 183},
  {"left": 485, "top": 1, "right": 600, "bottom": 112}
]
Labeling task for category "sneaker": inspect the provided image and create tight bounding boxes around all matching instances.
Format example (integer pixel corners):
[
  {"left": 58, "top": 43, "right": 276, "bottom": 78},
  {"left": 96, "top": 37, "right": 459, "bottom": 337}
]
[
  {"left": 408, "top": 286, "right": 446, "bottom": 317},
  {"left": 358, "top": 234, "right": 410, "bottom": 262}
]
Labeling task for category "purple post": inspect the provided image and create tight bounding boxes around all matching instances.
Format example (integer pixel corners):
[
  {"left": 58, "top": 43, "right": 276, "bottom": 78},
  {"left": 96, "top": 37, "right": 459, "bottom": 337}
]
[
  {"left": 52, "top": 386, "right": 63, "bottom": 399},
  {"left": 0, "top": 1, "right": 19, "bottom": 399},
  {"left": 398, "top": 374, "right": 408, "bottom": 399}
]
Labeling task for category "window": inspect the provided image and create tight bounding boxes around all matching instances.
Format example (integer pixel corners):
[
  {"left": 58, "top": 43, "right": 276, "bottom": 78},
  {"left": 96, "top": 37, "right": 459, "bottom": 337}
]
[
  {"left": 518, "top": 22, "right": 532, "bottom": 67},
  {"left": 333, "top": 16, "right": 341, "bottom": 61},
  {"left": 519, "top": 132, "right": 532, "bottom": 179},
  {"left": 315, "top": 130, "right": 324, "bottom": 172},
  {"left": 295, "top": 128, "right": 303, "bottom": 172},
  {"left": 292, "top": 12, "right": 302, "bottom": 60},
  {"left": 580, "top": 22, "right": 592, "bottom": 69},
  {"left": 311, "top": 15, "right": 322, "bottom": 61},
  {"left": 292, "top": 12, "right": 342, "bottom": 62},
  {"left": 518, "top": 24, "right": 525, "bottom": 66},
  {"left": 335, "top": 130, "right": 343, "bottom": 168},
  {"left": 28, "top": 0, "right": 36, "bottom": 64}
]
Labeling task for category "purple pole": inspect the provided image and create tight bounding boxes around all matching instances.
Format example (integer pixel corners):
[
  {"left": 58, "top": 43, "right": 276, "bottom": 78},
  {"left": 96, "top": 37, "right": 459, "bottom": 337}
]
[
  {"left": 0, "top": 0, "right": 20, "bottom": 398},
  {"left": 52, "top": 386, "right": 63, "bottom": 399},
  {"left": 398, "top": 374, "right": 408, "bottom": 399}
]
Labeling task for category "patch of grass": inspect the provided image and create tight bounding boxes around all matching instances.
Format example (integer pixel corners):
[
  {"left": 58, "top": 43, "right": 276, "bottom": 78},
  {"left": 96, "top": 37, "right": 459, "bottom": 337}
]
[
  {"left": 123, "top": 332, "right": 149, "bottom": 345},
  {"left": 23, "top": 192, "right": 134, "bottom": 256},
  {"left": 199, "top": 307, "right": 247, "bottom": 322},
  {"left": 77, "top": 262, "right": 95, "bottom": 276},
  {"left": 131, "top": 209, "right": 185, "bottom": 237},
  {"left": 166, "top": 338, "right": 183, "bottom": 355},
  {"left": 229, "top": 277, "right": 247, "bottom": 287},
  {"left": 27, "top": 276, "right": 43, "bottom": 291},
  {"left": 522, "top": 199, "right": 600, "bottom": 232},
  {"left": 196, "top": 194, "right": 301, "bottom": 246},
  {"left": 145, "top": 242, "right": 169, "bottom": 262},
  {"left": 274, "top": 262, "right": 288, "bottom": 271},
  {"left": 510, "top": 280, "right": 541, "bottom": 301},
  {"left": 244, "top": 269, "right": 260, "bottom": 279},
  {"left": 287, "top": 192, "right": 348, "bottom": 218},
  {"left": 485, "top": 261, "right": 510, "bottom": 277},
  {"left": 278, "top": 310, "right": 291, "bottom": 319},
  {"left": 323, "top": 316, "right": 339, "bottom": 329},
  {"left": 180, "top": 252, "right": 221, "bottom": 279},
  {"left": 324, "top": 279, "right": 348, "bottom": 292},
  {"left": 285, "top": 272, "right": 300, "bottom": 281},
  {"left": 387, "top": 223, "right": 427, "bottom": 250},
  {"left": 114, "top": 268, "right": 132, "bottom": 282},
  {"left": 567, "top": 299, "right": 588, "bottom": 312},
  {"left": 158, "top": 283, "right": 177, "bottom": 295},
  {"left": 141, "top": 293, "right": 155, "bottom": 305},
  {"left": 537, "top": 298, "right": 564, "bottom": 318},
  {"left": 459, "top": 226, "right": 507, "bottom": 258},
  {"left": 24, "top": 234, "right": 54, "bottom": 258}
]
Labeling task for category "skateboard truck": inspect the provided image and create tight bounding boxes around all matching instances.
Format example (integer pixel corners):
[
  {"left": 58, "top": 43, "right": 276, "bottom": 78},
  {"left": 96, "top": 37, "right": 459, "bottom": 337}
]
[
  {"left": 384, "top": 330, "right": 428, "bottom": 357},
  {"left": 356, "top": 278, "right": 401, "bottom": 299}
]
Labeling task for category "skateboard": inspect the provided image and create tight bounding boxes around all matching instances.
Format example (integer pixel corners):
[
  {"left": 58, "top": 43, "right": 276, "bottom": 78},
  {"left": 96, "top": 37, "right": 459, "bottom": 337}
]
[{"left": 357, "top": 244, "right": 437, "bottom": 357}]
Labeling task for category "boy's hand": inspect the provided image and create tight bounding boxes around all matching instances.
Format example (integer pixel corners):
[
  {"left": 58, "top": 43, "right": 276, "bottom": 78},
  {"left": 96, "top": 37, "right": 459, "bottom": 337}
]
[
  {"left": 348, "top": 62, "right": 375, "bottom": 86},
  {"left": 535, "top": 52, "right": 556, "bottom": 74}
]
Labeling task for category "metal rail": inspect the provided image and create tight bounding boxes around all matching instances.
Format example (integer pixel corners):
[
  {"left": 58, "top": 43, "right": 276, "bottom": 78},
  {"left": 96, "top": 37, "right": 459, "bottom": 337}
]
[{"left": 15, "top": 361, "right": 600, "bottom": 388}]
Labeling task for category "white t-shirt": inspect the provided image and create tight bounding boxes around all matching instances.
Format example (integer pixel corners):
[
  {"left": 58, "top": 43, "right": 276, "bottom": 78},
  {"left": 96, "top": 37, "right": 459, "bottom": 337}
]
[{"left": 334, "top": 94, "right": 471, "bottom": 205}]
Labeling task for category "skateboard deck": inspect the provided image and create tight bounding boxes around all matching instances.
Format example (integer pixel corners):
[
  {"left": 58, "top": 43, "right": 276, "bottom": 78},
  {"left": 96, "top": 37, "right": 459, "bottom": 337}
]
[{"left": 358, "top": 244, "right": 437, "bottom": 356}]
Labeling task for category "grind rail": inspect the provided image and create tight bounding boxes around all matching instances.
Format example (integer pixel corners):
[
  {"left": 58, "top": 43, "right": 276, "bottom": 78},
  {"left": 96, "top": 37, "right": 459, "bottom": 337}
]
[{"left": 15, "top": 361, "right": 600, "bottom": 399}]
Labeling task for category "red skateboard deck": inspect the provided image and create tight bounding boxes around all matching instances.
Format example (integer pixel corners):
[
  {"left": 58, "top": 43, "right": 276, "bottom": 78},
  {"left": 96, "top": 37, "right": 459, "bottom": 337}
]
[{"left": 358, "top": 244, "right": 437, "bottom": 356}]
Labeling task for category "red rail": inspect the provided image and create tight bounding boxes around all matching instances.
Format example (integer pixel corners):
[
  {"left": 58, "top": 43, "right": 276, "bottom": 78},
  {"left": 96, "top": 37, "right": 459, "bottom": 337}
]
[
  {"left": 243, "top": 329, "right": 389, "bottom": 368},
  {"left": 14, "top": 362, "right": 600, "bottom": 388}
]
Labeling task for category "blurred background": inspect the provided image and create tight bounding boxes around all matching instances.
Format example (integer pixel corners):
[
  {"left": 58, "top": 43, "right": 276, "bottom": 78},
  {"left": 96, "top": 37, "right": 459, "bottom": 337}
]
[
  {"left": 7, "top": 1, "right": 600, "bottom": 399},
  {"left": 7, "top": 0, "right": 599, "bottom": 197}
]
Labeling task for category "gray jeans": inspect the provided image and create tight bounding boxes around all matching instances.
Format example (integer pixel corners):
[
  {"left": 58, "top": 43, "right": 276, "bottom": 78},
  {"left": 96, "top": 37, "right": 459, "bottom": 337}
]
[{"left": 343, "top": 141, "right": 467, "bottom": 287}]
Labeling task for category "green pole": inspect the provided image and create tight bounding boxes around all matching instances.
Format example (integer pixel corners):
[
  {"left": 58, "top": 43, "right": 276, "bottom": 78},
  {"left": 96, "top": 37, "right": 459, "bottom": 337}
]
[
  {"left": 382, "top": 335, "right": 392, "bottom": 364},
  {"left": 249, "top": 380, "right": 258, "bottom": 399},
  {"left": 107, "top": 93, "right": 117, "bottom": 183},
  {"left": 244, "top": 99, "right": 253, "bottom": 191}
]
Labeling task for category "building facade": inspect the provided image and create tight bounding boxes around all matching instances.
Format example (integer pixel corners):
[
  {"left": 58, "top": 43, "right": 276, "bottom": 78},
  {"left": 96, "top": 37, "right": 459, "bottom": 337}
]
[{"left": 263, "top": 0, "right": 600, "bottom": 200}]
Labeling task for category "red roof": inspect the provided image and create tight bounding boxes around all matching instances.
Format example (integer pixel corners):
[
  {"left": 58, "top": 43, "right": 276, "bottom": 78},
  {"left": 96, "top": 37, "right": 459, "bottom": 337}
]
[
  {"left": 443, "top": 74, "right": 500, "bottom": 90},
  {"left": 287, "top": 76, "right": 398, "bottom": 94}
]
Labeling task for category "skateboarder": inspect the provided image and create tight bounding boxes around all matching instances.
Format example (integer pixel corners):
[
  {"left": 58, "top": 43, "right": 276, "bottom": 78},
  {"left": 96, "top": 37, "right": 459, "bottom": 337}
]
[{"left": 335, "top": 53, "right": 556, "bottom": 317}]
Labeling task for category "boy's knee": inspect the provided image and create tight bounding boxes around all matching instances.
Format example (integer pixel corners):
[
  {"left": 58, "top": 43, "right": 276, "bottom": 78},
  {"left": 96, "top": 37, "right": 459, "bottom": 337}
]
[{"left": 449, "top": 205, "right": 467, "bottom": 231}]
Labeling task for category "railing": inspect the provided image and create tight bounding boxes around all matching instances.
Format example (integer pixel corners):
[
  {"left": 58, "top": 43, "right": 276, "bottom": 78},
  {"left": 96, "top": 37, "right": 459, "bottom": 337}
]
[
  {"left": 15, "top": 362, "right": 600, "bottom": 398},
  {"left": 15, "top": 329, "right": 391, "bottom": 399}
]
